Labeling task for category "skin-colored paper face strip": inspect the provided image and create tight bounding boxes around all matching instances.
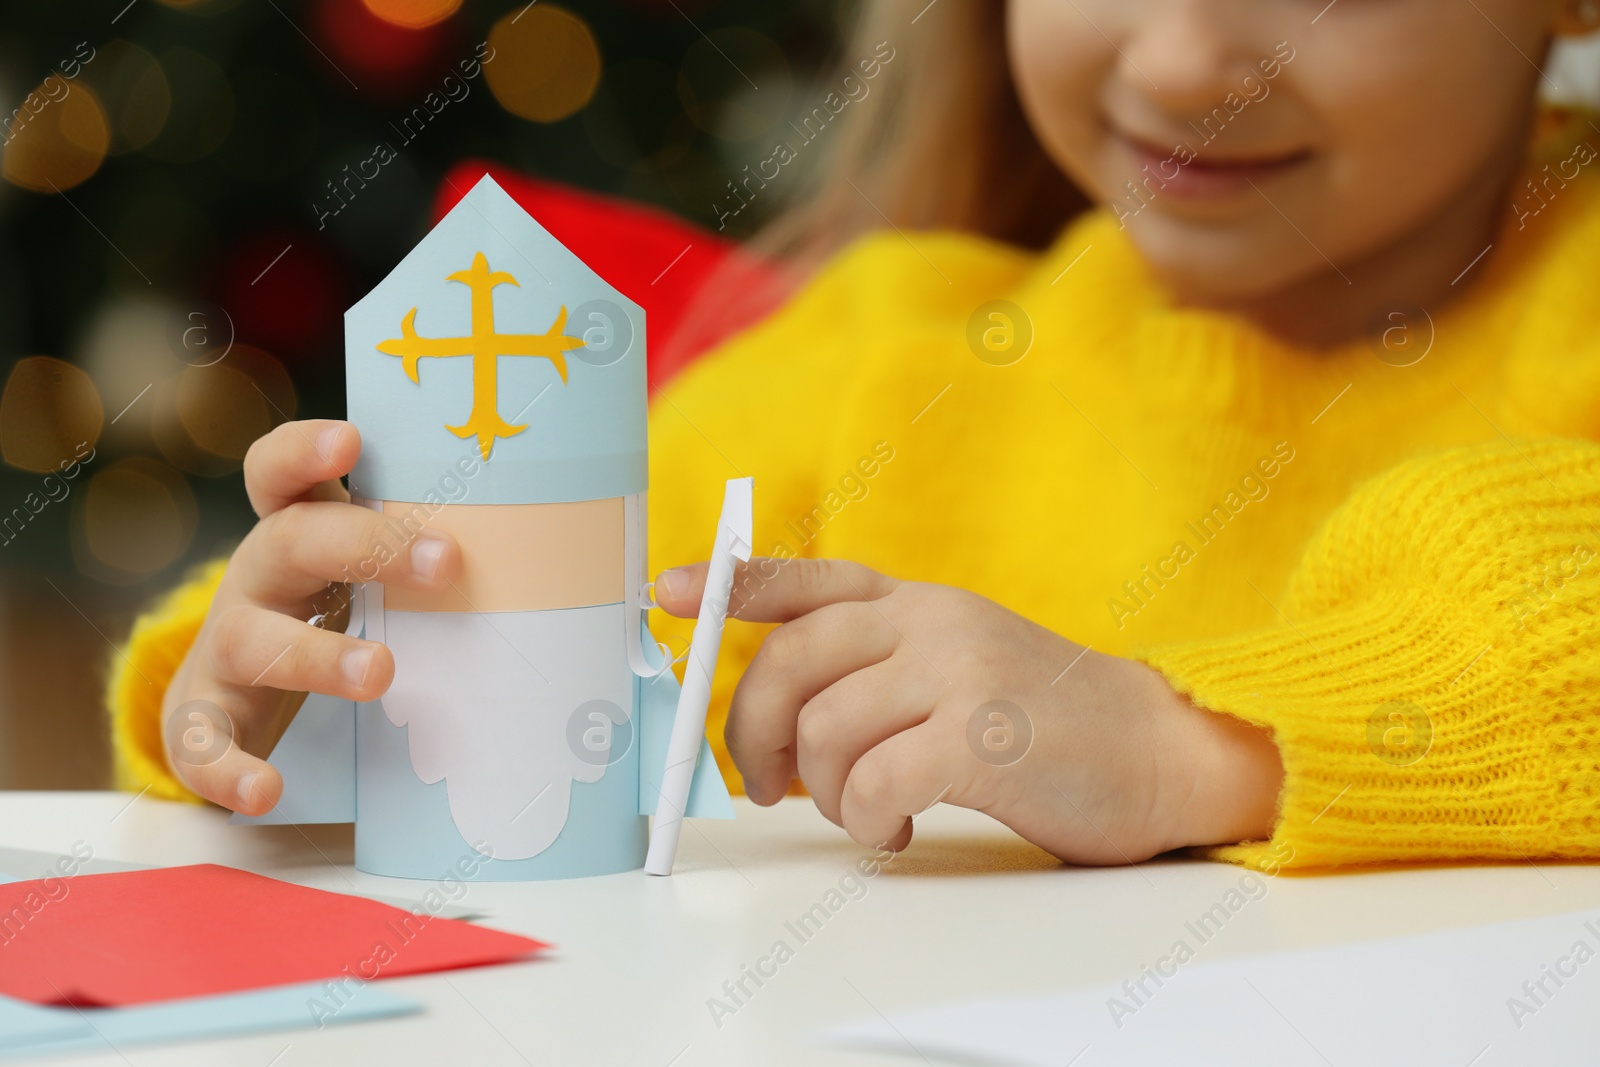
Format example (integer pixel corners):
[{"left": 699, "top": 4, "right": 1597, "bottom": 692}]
[
  {"left": 0, "top": 864, "right": 546, "bottom": 1007},
  {"left": 382, "top": 497, "right": 624, "bottom": 613}
]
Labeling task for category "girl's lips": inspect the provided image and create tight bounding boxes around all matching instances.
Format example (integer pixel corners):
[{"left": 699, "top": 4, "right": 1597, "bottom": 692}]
[{"left": 1119, "top": 135, "right": 1312, "bottom": 203}]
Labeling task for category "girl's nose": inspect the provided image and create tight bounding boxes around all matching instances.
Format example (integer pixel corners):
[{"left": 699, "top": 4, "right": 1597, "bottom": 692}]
[{"left": 1118, "top": 0, "right": 1252, "bottom": 113}]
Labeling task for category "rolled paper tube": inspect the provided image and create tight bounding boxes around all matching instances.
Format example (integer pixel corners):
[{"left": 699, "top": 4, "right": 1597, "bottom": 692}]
[{"left": 645, "top": 477, "right": 752, "bottom": 876}]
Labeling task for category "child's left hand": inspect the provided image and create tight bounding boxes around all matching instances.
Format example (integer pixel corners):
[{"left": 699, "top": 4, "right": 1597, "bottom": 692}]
[{"left": 655, "top": 557, "right": 1284, "bottom": 864}]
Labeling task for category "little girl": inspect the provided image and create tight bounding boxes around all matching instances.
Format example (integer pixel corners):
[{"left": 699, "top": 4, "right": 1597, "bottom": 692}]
[{"left": 112, "top": 0, "right": 1600, "bottom": 872}]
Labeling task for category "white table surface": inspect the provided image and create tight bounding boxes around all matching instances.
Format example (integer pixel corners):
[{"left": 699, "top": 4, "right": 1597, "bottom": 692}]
[{"left": 3, "top": 791, "right": 1598, "bottom": 1066}]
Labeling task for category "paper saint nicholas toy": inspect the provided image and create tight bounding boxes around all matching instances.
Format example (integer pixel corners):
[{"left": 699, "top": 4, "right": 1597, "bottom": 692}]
[{"left": 234, "top": 175, "right": 736, "bottom": 880}]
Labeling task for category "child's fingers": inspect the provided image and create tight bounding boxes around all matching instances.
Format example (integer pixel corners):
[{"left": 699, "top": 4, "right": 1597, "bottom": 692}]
[
  {"left": 655, "top": 557, "right": 898, "bottom": 623},
  {"left": 170, "top": 726, "right": 284, "bottom": 817},
  {"left": 208, "top": 604, "right": 394, "bottom": 701},
  {"left": 839, "top": 723, "right": 966, "bottom": 852},
  {"left": 243, "top": 420, "right": 360, "bottom": 518},
  {"left": 794, "top": 653, "right": 940, "bottom": 826},
  {"left": 235, "top": 500, "right": 459, "bottom": 604},
  {"left": 726, "top": 601, "right": 897, "bottom": 803}
]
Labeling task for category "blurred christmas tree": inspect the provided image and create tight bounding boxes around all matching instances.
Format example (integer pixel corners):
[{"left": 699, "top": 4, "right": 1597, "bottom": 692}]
[{"left": 0, "top": 0, "right": 839, "bottom": 787}]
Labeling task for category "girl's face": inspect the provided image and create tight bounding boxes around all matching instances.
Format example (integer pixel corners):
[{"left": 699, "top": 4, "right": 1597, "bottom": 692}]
[{"left": 1007, "top": 0, "right": 1578, "bottom": 308}]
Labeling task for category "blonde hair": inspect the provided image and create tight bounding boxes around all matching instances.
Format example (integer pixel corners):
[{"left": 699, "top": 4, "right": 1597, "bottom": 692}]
[
  {"left": 656, "top": 1, "right": 1086, "bottom": 375},
  {"left": 759, "top": 0, "right": 1087, "bottom": 267}
]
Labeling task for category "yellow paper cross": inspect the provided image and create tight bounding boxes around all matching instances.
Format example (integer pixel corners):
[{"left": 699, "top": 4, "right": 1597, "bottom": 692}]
[{"left": 377, "top": 251, "right": 586, "bottom": 460}]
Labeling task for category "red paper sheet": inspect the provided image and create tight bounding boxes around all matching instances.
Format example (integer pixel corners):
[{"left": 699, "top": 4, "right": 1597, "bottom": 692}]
[{"left": 0, "top": 864, "right": 547, "bottom": 1007}]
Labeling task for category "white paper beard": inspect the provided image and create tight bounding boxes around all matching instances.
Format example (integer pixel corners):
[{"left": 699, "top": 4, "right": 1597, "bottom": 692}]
[{"left": 377, "top": 603, "right": 633, "bottom": 861}]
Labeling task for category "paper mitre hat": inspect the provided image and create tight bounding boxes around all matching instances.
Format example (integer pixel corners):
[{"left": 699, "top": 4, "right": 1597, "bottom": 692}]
[{"left": 345, "top": 175, "right": 646, "bottom": 506}]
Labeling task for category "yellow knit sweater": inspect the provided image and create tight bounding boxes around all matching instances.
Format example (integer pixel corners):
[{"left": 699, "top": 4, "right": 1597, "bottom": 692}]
[{"left": 110, "top": 146, "right": 1600, "bottom": 871}]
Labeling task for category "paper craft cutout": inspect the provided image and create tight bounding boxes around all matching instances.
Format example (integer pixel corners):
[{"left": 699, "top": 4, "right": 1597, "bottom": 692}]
[
  {"left": 238, "top": 174, "right": 735, "bottom": 881},
  {"left": 380, "top": 603, "right": 633, "bottom": 861},
  {"left": 646, "top": 477, "right": 752, "bottom": 875},
  {"left": 229, "top": 691, "right": 355, "bottom": 826},
  {"left": 346, "top": 175, "right": 646, "bottom": 506},
  {"left": 0, "top": 864, "right": 544, "bottom": 1007},
  {"left": 376, "top": 251, "right": 586, "bottom": 459},
  {"left": 637, "top": 630, "right": 735, "bottom": 821},
  {"left": 822, "top": 904, "right": 1600, "bottom": 1064},
  {"left": 0, "top": 983, "right": 417, "bottom": 1060}
]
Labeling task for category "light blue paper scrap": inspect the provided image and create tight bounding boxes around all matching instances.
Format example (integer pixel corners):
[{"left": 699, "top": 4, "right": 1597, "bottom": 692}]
[
  {"left": 0, "top": 982, "right": 419, "bottom": 1061},
  {"left": 0, "top": 998, "right": 81, "bottom": 1053}
]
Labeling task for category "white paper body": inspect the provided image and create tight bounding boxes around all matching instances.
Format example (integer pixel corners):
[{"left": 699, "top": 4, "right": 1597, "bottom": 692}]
[{"left": 378, "top": 605, "right": 633, "bottom": 862}]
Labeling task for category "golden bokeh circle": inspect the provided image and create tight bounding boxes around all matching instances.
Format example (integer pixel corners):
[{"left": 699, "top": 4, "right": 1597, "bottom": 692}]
[
  {"left": 0, "top": 357, "right": 104, "bottom": 473},
  {"left": 80, "top": 457, "right": 197, "bottom": 577},
  {"left": 2, "top": 80, "right": 110, "bottom": 192},
  {"left": 485, "top": 5, "right": 602, "bottom": 123},
  {"left": 362, "top": 0, "right": 462, "bottom": 28},
  {"left": 174, "top": 345, "right": 295, "bottom": 460}
]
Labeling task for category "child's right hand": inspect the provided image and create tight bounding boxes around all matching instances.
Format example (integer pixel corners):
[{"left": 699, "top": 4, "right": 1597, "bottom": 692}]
[{"left": 158, "top": 420, "right": 460, "bottom": 815}]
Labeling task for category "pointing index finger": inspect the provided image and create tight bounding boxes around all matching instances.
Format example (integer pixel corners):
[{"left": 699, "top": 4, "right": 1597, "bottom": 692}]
[{"left": 655, "top": 557, "right": 899, "bottom": 624}]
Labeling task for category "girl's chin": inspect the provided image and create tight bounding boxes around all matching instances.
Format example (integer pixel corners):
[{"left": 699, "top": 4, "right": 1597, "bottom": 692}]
[{"left": 1124, "top": 223, "right": 1324, "bottom": 306}]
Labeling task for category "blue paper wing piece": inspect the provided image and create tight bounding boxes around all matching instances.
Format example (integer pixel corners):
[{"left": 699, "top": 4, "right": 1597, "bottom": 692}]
[
  {"left": 637, "top": 628, "right": 734, "bottom": 820},
  {"left": 229, "top": 691, "right": 356, "bottom": 826}
]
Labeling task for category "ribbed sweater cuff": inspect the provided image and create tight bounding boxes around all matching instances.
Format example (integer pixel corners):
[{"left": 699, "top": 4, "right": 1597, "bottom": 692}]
[
  {"left": 1137, "top": 586, "right": 1573, "bottom": 871},
  {"left": 105, "top": 561, "right": 225, "bottom": 804}
]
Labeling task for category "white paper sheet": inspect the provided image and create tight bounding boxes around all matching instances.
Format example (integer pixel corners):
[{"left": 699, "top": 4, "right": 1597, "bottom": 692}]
[{"left": 823, "top": 905, "right": 1600, "bottom": 1065}]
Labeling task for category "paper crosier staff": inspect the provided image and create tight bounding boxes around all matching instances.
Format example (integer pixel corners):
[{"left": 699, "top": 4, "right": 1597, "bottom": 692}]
[{"left": 234, "top": 176, "right": 735, "bottom": 881}]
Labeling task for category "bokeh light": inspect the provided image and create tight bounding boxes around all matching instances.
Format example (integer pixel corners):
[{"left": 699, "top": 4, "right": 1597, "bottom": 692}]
[
  {"left": 0, "top": 357, "right": 104, "bottom": 473},
  {"left": 1, "top": 80, "right": 110, "bottom": 192},
  {"left": 485, "top": 5, "right": 602, "bottom": 123},
  {"left": 151, "top": 376, "right": 234, "bottom": 478},
  {"left": 677, "top": 28, "right": 792, "bottom": 142},
  {"left": 76, "top": 457, "right": 198, "bottom": 580},
  {"left": 217, "top": 234, "right": 343, "bottom": 360},
  {"left": 362, "top": 0, "right": 462, "bottom": 29},
  {"left": 87, "top": 40, "right": 172, "bottom": 155},
  {"left": 74, "top": 298, "right": 184, "bottom": 451},
  {"left": 312, "top": 0, "right": 455, "bottom": 97},
  {"left": 174, "top": 344, "right": 296, "bottom": 460}
]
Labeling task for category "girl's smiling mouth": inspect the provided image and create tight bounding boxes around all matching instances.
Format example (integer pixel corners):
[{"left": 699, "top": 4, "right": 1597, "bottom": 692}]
[{"left": 1117, "top": 131, "right": 1315, "bottom": 204}]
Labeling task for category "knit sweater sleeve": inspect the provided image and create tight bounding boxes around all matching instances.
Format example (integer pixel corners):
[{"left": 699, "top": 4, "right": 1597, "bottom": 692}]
[
  {"left": 1135, "top": 438, "right": 1600, "bottom": 870},
  {"left": 105, "top": 560, "right": 224, "bottom": 802}
]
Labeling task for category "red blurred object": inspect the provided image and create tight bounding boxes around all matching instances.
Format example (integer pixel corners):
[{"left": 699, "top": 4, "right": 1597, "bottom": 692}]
[
  {"left": 432, "top": 160, "right": 787, "bottom": 390},
  {"left": 218, "top": 233, "right": 343, "bottom": 361},
  {"left": 311, "top": 0, "right": 456, "bottom": 97}
]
